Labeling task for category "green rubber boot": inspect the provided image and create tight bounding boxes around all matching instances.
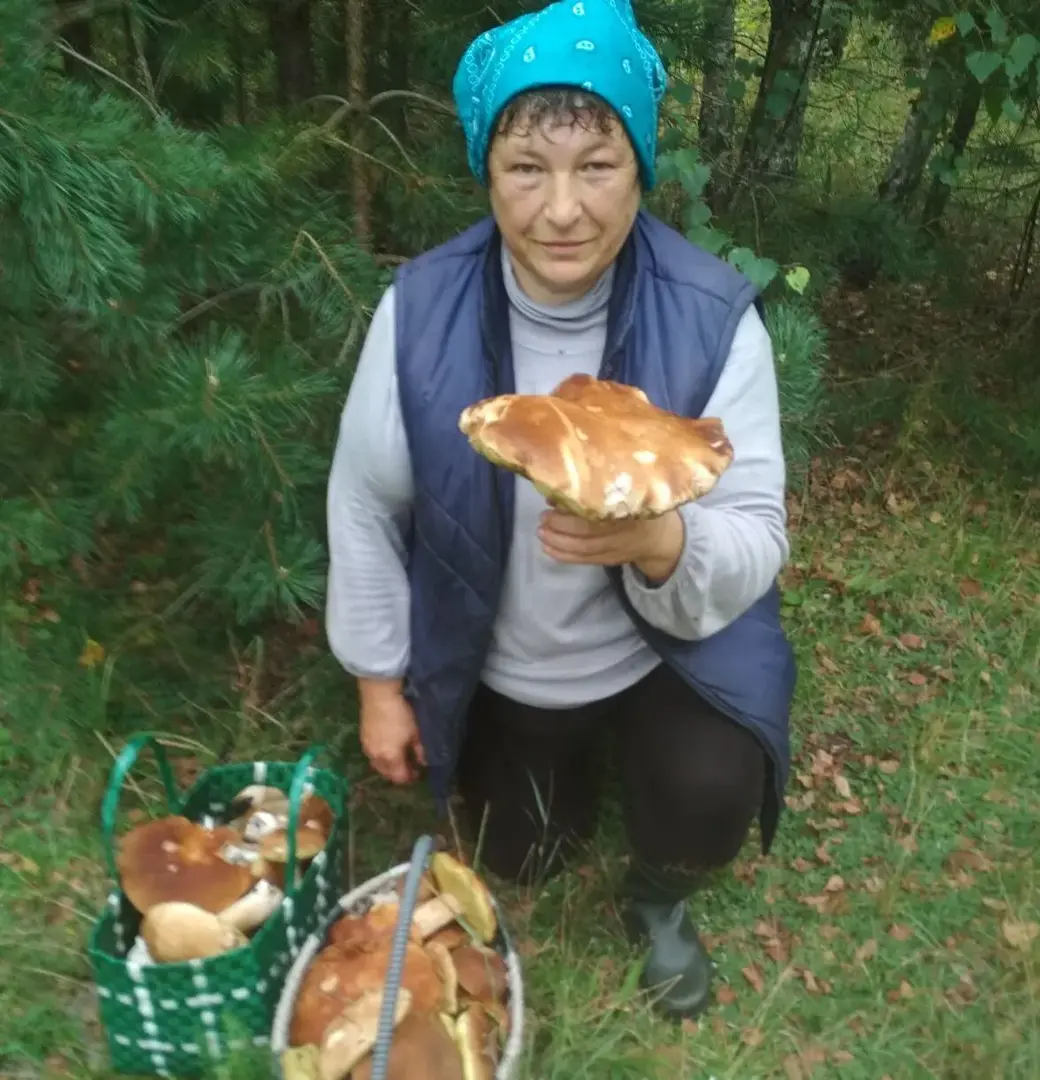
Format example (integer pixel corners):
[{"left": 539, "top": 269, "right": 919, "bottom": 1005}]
[{"left": 618, "top": 861, "right": 714, "bottom": 1020}]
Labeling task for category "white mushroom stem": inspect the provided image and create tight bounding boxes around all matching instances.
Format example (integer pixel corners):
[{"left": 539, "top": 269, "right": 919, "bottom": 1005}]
[
  {"left": 412, "top": 893, "right": 464, "bottom": 940},
  {"left": 219, "top": 878, "right": 284, "bottom": 934}
]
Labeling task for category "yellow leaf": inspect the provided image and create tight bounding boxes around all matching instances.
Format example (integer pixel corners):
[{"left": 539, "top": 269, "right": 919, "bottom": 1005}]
[
  {"left": 78, "top": 638, "right": 106, "bottom": 668},
  {"left": 928, "top": 17, "right": 957, "bottom": 45}
]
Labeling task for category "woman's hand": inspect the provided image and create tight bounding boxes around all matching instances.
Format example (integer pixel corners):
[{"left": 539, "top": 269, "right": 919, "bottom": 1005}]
[
  {"left": 537, "top": 507, "right": 685, "bottom": 583},
  {"left": 357, "top": 679, "right": 426, "bottom": 784}
]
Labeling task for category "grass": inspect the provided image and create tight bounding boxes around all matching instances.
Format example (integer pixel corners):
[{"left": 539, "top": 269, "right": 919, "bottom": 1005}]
[{"left": 1, "top": 282, "right": 1038, "bottom": 1080}]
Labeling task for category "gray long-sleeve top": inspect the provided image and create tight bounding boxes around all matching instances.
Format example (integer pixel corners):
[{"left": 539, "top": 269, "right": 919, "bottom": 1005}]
[{"left": 325, "top": 247, "right": 790, "bottom": 709}]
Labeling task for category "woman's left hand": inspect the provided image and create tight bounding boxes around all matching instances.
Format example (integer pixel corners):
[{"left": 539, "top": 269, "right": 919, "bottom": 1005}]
[{"left": 538, "top": 507, "right": 685, "bottom": 584}]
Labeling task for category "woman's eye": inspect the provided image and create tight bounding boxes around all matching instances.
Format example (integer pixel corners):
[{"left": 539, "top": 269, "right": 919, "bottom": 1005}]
[
  {"left": 509, "top": 162, "right": 541, "bottom": 174},
  {"left": 583, "top": 160, "right": 615, "bottom": 172}
]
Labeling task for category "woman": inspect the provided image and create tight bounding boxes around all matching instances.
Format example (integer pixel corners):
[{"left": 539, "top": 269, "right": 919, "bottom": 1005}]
[{"left": 325, "top": 0, "right": 797, "bottom": 1020}]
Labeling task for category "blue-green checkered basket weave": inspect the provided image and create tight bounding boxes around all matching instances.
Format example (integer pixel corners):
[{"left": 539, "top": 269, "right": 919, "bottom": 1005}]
[{"left": 87, "top": 733, "right": 349, "bottom": 1078}]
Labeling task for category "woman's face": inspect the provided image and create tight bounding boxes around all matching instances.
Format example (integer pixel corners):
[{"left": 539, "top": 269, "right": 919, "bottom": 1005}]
[{"left": 488, "top": 108, "right": 641, "bottom": 306}]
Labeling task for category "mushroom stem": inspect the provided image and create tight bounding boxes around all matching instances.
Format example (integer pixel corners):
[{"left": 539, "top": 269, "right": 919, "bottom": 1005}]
[
  {"left": 412, "top": 894, "right": 464, "bottom": 941},
  {"left": 218, "top": 878, "right": 284, "bottom": 933}
]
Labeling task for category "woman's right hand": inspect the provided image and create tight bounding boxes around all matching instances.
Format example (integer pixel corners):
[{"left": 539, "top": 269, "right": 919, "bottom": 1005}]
[{"left": 357, "top": 679, "right": 426, "bottom": 784}]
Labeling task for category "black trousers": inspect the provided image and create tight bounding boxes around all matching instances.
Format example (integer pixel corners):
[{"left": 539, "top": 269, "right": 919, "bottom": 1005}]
[{"left": 456, "top": 662, "right": 768, "bottom": 890}]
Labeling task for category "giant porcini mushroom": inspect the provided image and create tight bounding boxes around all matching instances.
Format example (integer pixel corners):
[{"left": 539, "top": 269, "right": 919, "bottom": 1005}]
[
  {"left": 117, "top": 815, "right": 255, "bottom": 915},
  {"left": 318, "top": 987, "right": 412, "bottom": 1080},
  {"left": 289, "top": 939, "right": 444, "bottom": 1047},
  {"left": 348, "top": 1010, "right": 465, "bottom": 1080},
  {"left": 458, "top": 373, "right": 734, "bottom": 521}
]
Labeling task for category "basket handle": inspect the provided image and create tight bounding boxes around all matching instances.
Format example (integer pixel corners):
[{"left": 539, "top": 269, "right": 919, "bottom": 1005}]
[
  {"left": 100, "top": 732, "right": 183, "bottom": 884},
  {"left": 281, "top": 743, "right": 335, "bottom": 899}
]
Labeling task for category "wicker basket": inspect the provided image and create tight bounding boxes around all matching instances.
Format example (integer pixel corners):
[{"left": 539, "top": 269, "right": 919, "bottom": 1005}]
[
  {"left": 271, "top": 861, "right": 526, "bottom": 1078},
  {"left": 87, "top": 733, "right": 349, "bottom": 1078}
]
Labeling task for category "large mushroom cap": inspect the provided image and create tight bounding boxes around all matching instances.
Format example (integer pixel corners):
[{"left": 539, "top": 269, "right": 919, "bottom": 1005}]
[
  {"left": 458, "top": 374, "right": 734, "bottom": 521},
  {"left": 117, "top": 815, "right": 254, "bottom": 914},
  {"left": 140, "top": 901, "right": 246, "bottom": 963},
  {"left": 290, "top": 938, "right": 443, "bottom": 1047},
  {"left": 318, "top": 987, "right": 412, "bottom": 1080},
  {"left": 429, "top": 854, "right": 497, "bottom": 946},
  {"left": 329, "top": 900, "right": 419, "bottom": 955},
  {"left": 349, "top": 1010, "right": 465, "bottom": 1080}
]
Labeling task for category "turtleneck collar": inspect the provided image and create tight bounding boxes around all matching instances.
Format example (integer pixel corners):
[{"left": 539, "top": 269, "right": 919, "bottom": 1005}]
[{"left": 501, "top": 241, "right": 613, "bottom": 333}]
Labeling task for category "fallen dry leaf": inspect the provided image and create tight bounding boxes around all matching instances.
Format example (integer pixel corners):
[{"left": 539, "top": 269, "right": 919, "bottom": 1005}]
[
  {"left": 898, "top": 633, "right": 924, "bottom": 650},
  {"left": 959, "top": 577, "right": 983, "bottom": 598},
  {"left": 680, "top": 1018, "right": 698, "bottom": 1036},
  {"left": 1001, "top": 919, "right": 1039, "bottom": 951},
  {"left": 860, "top": 612, "right": 882, "bottom": 635},
  {"left": 906, "top": 671, "right": 928, "bottom": 686},
  {"left": 742, "top": 1027, "right": 764, "bottom": 1047},
  {"left": 742, "top": 964, "right": 766, "bottom": 993},
  {"left": 831, "top": 1049, "right": 855, "bottom": 1064},
  {"left": 854, "top": 938, "right": 878, "bottom": 963},
  {"left": 716, "top": 984, "right": 738, "bottom": 1005},
  {"left": 945, "top": 849, "right": 994, "bottom": 874},
  {"left": 824, "top": 874, "right": 846, "bottom": 893},
  {"left": 878, "top": 759, "right": 900, "bottom": 775},
  {"left": 888, "top": 924, "right": 913, "bottom": 941},
  {"left": 833, "top": 774, "right": 852, "bottom": 798},
  {"left": 886, "top": 979, "right": 914, "bottom": 1002}
]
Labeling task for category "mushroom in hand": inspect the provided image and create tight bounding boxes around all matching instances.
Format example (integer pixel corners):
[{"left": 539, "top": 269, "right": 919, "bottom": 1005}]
[{"left": 458, "top": 373, "right": 734, "bottom": 521}]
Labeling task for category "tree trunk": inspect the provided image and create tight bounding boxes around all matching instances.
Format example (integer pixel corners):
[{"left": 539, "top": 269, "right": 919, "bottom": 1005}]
[
  {"left": 698, "top": 0, "right": 736, "bottom": 211},
  {"left": 269, "top": 0, "right": 314, "bottom": 106},
  {"left": 921, "top": 76, "right": 982, "bottom": 229},
  {"left": 723, "top": 0, "right": 824, "bottom": 207},
  {"left": 877, "top": 54, "right": 956, "bottom": 209},
  {"left": 346, "top": 0, "right": 372, "bottom": 249},
  {"left": 56, "top": 0, "right": 93, "bottom": 79}
]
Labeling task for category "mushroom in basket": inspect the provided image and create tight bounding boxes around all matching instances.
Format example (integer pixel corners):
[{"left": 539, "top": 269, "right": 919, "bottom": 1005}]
[
  {"left": 116, "top": 788, "right": 333, "bottom": 964},
  {"left": 284, "top": 852, "right": 508, "bottom": 1080},
  {"left": 458, "top": 373, "right": 734, "bottom": 520}
]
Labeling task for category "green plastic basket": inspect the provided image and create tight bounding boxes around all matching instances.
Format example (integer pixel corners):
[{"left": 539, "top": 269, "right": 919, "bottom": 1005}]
[{"left": 87, "top": 733, "right": 349, "bottom": 1078}]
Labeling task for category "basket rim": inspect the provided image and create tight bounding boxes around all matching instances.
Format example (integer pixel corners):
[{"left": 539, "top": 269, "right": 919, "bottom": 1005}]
[{"left": 270, "top": 862, "right": 525, "bottom": 1079}]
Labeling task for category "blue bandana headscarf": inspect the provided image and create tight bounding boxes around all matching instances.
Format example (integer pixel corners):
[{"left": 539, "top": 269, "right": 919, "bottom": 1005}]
[{"left": 452, "top": 0, "right": 668, "bottom": 190}]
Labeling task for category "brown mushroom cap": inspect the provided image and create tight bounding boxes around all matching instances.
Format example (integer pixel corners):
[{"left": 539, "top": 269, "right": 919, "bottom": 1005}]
[
  {"left": 349, "top": 1011, "right": 464, "bottom": 1080},
  {"left": 140, "top": 901, "right": 246, "bottom": 963},
  {"left": 290, "top": 939, "right": 443, "bottom": 1047},
  {"left": 329, "top": 901, "right": 419, "bottom": 955},
  {"left": 259, "top": 823, "right": 327, "bottom": 864},
  {"left": 319, "top": 987, "right": 411, "bottom": 1080},
  {"left": 117, "top": 815, "right": 254, "bottom": 915},
  {"left": 458, "top": 373, "right": 734, "bottom": 521},
  {"left": 454, "top": 1004, "right": 497, "bottom": 1080},
  {"left": 452, "top": 947, "right": 507, "bottom": 1007},
  {"left": 429, "top": 854, "right": 497, "bottom": 945}
]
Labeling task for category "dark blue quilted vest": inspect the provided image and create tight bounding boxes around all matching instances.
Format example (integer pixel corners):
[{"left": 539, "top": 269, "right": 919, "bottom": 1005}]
[{"left": 393, "top": 209, "right": 797, "bottom": 852}]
